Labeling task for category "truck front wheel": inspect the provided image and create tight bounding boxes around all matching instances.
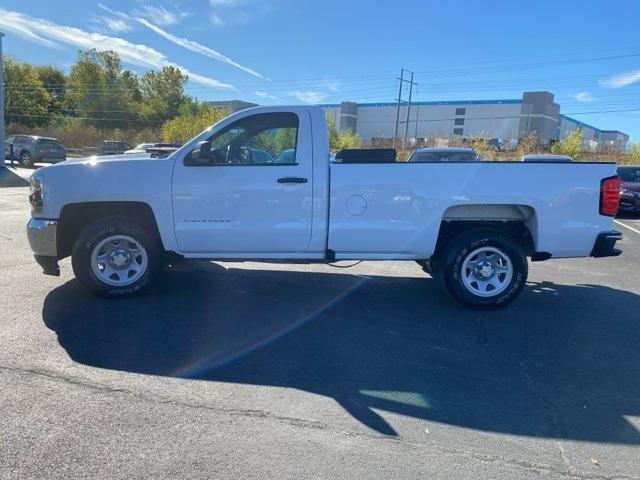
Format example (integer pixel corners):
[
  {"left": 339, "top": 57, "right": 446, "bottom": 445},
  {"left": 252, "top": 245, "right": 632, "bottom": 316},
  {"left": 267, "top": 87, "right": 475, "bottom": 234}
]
[
  {"left": 439, "top": 229, "right": 528, "bottom": 310},
  {"left": 71, "top": 216, "right": 160, "bottom": 297}
]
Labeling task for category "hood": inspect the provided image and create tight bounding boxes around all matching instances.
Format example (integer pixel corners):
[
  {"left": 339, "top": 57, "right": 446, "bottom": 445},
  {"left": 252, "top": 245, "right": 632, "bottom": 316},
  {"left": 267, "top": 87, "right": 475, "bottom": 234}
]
[
  {"left": 621, "top": 181, "right": 640, "bottom": 193},
  {"left": 50, "top": 153, "right": 153, "bottom": 167}
]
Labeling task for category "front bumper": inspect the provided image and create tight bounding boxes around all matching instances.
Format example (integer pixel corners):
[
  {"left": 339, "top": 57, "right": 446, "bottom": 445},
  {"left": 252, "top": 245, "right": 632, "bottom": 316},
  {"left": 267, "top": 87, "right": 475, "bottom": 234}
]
[
  {"left": 590, "top": 230, "right": 623, "bottom": 258},
  {"left": 27, "top": 218, "right": 60, "bottom": 276}
]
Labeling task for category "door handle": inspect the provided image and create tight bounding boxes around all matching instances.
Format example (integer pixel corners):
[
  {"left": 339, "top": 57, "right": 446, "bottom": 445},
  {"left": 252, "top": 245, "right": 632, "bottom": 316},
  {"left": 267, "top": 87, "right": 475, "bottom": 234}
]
[{"left": 277, "top": 177, "right": 308, "bottom": 184}]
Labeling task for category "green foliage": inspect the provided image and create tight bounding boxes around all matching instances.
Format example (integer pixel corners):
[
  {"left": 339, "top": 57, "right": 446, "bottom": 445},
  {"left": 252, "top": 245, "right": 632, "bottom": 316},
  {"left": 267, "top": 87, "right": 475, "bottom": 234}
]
[
  {"left": 325, "top": 114, "right": 361, "bottom": 152},
  {"left": 3, "top": 57, "right": 51, "bottom": 127},
  {"left": 621, "top": 143, "right": 640, "bottom": 165},
  {"left": 162, "top": 102, "right": 228, "bottom": 143},
  {"left": 140, "top": 66, "right": 188, "bottom": 127},
  {"left": 552, "top": 128, "right": 583, "bottom": 159},
  {"left": 33, "top": 65, "right": 66, "bottom": 115},
  {"left": 65, "top": 49, "right": 140, "bottom": 128},
  {"left": 516, "top": 132, "right": 543, "bottom": 158}
]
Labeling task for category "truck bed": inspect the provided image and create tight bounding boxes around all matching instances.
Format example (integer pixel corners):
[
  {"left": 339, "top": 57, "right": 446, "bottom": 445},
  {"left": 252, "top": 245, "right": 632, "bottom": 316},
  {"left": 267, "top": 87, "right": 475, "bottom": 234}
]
[{"left": 328, "top": 161, "right": 617, "bottom": 259}]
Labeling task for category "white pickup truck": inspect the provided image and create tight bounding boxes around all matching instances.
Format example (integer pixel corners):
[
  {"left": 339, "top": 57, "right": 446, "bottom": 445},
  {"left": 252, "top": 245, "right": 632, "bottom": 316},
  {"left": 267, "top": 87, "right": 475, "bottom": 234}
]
[{"left": 26, "top": 106, "right": 623, "bottom": 309}]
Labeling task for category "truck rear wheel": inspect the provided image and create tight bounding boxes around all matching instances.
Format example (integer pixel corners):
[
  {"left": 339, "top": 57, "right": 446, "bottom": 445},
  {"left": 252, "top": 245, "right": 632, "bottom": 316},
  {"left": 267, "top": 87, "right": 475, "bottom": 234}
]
[
  {"left": 71, "top": 216, "right": 160, "bottom": 297},
  {"left": 439, "top": 229, "right": 527, "bottom": 309}
]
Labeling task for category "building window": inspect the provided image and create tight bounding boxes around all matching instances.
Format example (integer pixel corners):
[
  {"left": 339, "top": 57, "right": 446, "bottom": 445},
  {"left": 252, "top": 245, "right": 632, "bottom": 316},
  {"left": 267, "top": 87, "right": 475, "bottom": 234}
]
[
  {"left": 454, "top": 118, "right": 465, "bottom": 126},
  {"left": 455, "top": 108, "right": 466, "bottom": 116},
  {"left": 453, "top": 128, "right": 464, "bottom": 136}
]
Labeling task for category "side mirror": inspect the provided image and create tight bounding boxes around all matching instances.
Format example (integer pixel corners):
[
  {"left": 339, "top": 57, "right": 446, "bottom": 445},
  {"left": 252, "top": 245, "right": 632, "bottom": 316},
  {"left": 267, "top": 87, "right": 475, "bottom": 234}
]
[{"left": 191, "top": 141, "right": 212, "bottom": 164}]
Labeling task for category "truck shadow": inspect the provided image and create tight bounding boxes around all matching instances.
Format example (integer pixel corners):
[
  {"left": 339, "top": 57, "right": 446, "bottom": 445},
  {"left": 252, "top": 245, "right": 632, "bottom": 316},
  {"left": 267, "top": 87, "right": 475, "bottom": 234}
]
[
  {"left": 42, "top": 262, "right": 640, "bottom": 443},
  {"left": 0, "top": 166, "right": 30, "bottom": 188}
]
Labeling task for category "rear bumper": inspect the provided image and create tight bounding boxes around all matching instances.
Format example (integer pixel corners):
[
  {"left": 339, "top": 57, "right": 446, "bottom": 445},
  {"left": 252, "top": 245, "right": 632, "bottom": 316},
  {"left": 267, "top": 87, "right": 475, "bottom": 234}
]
[
  {"left": 27, "top": 218, "right": 60, "bottom": 276},
  {"left": 619, "top": 199, "right": 640, "bottom": 212},
  {"left": 590, "top": 230, "right": 623, "bottom": 258}
]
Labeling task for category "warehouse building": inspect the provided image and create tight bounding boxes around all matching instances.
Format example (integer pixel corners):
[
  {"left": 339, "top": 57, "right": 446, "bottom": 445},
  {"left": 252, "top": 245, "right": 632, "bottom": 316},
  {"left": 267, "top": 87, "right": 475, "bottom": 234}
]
[{"left": 321, "top": 91, "right": 629, "bottom": 149}]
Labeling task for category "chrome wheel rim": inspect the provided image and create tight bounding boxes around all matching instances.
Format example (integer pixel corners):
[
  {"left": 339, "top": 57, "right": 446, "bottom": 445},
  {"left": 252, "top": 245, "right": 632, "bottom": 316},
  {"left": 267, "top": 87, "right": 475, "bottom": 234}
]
[
  {"left": 461, "top": 246, "right": 513, "bottom": 297},
  {"left": 90, "top": 235, "right": 148, "bottom": 287}
]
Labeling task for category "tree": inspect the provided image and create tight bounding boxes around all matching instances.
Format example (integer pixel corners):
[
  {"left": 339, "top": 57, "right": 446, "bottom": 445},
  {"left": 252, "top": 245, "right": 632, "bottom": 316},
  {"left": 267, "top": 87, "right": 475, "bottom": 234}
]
[
  {"left": 627, "top": 142, "right": 640, "bottom": 165},
  {"left": 3, "top": 57, "right": 51, "bottom": 127},
  {"left": 33, "top": 65, "right": 66, "bottom": 117},
  {"left": 326, "top": 114, "right": 361, "bottom": 152},
  {"left": 140, "top": 66, "right": 188, "bottom": 127},
  {"left": 516, "top": 132, "right": 543, "bottom": 158},
  {"left": 65, "top": 49, "right": 140, "bottom": 129},
  {"left": 552, "top": 128, "right": 583, "bottom": 160},
  {"left": 162, "top": 102, "right": 227, "bottom": 143}
]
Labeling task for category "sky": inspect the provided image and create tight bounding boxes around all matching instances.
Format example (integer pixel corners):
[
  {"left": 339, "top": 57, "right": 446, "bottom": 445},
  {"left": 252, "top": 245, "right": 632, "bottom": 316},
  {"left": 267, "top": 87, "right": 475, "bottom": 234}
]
[{"left": 0, "top": 0, "right": 639, "bottom": 141}]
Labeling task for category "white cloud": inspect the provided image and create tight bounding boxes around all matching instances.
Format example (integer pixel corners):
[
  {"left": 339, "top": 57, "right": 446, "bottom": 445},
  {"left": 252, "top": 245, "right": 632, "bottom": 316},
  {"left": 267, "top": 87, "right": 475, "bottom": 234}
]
[
  {"left": 289, "top": 91, "right": 328, "bottom": 104},
  {"left": 0, "top": 9, "right": 61, "bottom": 48},
  {"left": 321, "top": 77, "right": 340, "bottom": 93},
  {"left": 209, "top": 14, "right": 226, "bottom": 26},
  {"left": 133, "top": 4, "right": 189, "bottom": 26},
  {"left": 136, "top": 17, "right": 264, "bottom": 79},
  {"left": 253, "top": 90, "right": 278, "bottom": 100},
  {"left": 574, "top": 91, "right": 594, "bottom": 103},
  {"left": 0, "top": 8, "right": 234, "bottom": 90},
  {"left": 95, "top": 3, "right": 133, "bottom": 32},
  {"left": 600, "top": 69, "right": 640, "bottom": 88},
  {"left": 95, "top": 16, "right": 133, "bottom": 33},
  {"left": 208, "top": 0, "right": 268, "bottom": 26}
]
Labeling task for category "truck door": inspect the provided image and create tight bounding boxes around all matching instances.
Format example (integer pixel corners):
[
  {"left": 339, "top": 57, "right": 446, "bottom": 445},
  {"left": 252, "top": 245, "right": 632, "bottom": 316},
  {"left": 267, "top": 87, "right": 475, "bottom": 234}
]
[{"left": 171, "top": 110, "right": 313, "bottom": 255}]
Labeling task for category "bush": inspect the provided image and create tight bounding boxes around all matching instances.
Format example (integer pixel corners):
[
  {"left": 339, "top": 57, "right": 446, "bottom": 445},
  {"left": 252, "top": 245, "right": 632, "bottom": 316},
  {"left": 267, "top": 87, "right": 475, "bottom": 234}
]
[{"left": 162, "top": 104, "right": 228, "bottom": 143}]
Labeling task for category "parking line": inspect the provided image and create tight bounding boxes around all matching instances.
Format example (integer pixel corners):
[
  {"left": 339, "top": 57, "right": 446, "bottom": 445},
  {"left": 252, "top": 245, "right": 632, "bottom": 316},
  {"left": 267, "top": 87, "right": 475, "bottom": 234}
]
[{"left": 614, "top": 220, "right": 640, "bottom": 235}]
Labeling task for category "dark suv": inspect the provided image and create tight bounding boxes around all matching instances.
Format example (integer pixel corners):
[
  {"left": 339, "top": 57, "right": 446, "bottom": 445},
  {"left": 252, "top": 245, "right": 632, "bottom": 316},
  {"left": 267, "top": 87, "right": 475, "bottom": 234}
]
[
  {"left": 102, "top": 140, "right": 133, "bottom": 156},
  {"left": 4, "top": 135, "right": 67, "bottom": 167}
]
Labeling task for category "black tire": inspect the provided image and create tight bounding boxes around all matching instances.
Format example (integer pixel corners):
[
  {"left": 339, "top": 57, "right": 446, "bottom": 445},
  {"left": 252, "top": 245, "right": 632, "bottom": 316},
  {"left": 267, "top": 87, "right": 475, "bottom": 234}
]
[
  {"left": 439, "top": 229, "right": 527, "bottom": 310},
  {"left": 71, "top": 216, "right": 160, "bottom": 298},
  {"left": 19, "top": 150, "right": 34, "bottom": 168}
]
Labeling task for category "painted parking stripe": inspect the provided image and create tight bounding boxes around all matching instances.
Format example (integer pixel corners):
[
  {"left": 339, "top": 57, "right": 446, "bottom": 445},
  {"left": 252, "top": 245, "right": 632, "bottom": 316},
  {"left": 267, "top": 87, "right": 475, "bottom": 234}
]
[{"left": 614, "top": 220, "right": 640, "bottom": 235}]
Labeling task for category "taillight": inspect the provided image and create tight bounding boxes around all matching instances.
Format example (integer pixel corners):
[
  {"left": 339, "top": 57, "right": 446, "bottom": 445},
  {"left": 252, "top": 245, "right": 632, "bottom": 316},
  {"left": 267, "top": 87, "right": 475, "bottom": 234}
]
[{"left": 600, "top": 175, "right": 621, "bottom": 217}]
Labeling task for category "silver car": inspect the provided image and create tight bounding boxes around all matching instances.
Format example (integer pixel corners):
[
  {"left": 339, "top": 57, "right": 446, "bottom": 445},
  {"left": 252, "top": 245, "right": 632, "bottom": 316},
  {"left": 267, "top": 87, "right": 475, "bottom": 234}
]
[{"left": 4, "top": 135, "right": 67, "bottom": 167}]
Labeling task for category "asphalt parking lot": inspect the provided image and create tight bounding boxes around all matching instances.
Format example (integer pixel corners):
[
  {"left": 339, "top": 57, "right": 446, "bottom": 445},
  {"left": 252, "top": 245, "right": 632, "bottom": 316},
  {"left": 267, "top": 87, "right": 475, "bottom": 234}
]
[{"left": 1, "top": 164, "right": 639, "bottom": 479}]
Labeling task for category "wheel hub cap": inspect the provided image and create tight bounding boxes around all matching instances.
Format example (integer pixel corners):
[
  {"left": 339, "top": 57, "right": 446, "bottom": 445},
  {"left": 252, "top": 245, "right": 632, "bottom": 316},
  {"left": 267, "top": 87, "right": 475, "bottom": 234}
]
[
  {"left": 90, "top": 235, "right": 148, "bottom": 287},
  {"left": 109, "top": 249, "right": 131, "bottom": 269},
  {"left": 474, "top": 261, "right": 495, "bottom": 279},
  {"left": 461, "top": 246, "right": 513, "bottom": 298}
]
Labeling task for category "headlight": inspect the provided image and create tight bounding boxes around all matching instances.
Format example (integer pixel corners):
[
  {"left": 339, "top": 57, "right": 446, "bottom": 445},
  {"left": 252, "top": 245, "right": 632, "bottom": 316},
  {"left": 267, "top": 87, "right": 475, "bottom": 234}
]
[{"left": 29, "top": 174, "right": 43, "bottom": 212}]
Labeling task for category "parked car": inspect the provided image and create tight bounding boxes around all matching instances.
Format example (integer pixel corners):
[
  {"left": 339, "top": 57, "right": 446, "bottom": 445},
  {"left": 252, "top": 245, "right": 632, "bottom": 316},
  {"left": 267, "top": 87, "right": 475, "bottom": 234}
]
[
  {"left": 146, "top": 145, "right": 181, "bottom": 158},
  {"left": 124, "top": 143, "right": 156, "bottom": 155},
  {"left": 617, "top": 165, "right": 640, "bottom": 214},
  {"left": 521, "top": 154, "right": 573, "bottom": 163},
  {"left": 408, "top": 147, "right": 480, "bottom": 163},
  {"left": 102, "top": 140, "right": 133, "bottom": 156},
  {"left": 124, "top": 143, "right": 181, "bottom": 155},
  {"left": 26, "top": 106, "right": 623, "bottom": 309},
  {"left": 3, "top": 135, "right": 66, "bottom": 167}
]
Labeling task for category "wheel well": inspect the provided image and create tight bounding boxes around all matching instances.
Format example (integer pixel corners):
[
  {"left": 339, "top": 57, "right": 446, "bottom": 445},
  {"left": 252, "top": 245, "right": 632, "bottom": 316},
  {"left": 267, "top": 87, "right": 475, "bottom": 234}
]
[
  {"left": 58, "top": 202, "right": 161, "bottom": 259},
  {"left": 433, "top": 220, "right": 536, "bottom": 259}
]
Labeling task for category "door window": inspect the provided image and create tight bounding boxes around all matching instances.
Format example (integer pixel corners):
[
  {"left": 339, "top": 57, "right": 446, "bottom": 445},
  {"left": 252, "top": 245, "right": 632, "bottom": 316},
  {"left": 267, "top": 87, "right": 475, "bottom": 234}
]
[{"left": 203, "top": 112, "right": 299, "bottom": 165}]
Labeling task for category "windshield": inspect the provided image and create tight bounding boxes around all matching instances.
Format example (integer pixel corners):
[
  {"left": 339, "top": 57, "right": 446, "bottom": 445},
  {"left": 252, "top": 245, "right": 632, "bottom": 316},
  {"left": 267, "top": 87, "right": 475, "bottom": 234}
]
[
  {"left": 134, "top": 143, "right": 154, "bottom": 150},
  {"left": 409, "top": 151, "right": 477, "bottom": 162},
  {"left": 618, "top": 167, "right": 640, "bottom": 183}
]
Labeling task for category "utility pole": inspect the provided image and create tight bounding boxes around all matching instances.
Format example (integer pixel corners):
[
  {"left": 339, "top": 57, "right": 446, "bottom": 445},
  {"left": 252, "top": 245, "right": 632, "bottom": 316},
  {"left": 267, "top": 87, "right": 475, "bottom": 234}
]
[
  {"left": 393, "top": 69, "right": 404, "bottom": 149},
  {"left": 402, "top": 70, "right": 415, "bottom": 150},
  {"left": 0, "top": 32, "right": 4, "bottom": 170},
  {"left": 392, "top": 68, "right": 417, "bottom": 151}
]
